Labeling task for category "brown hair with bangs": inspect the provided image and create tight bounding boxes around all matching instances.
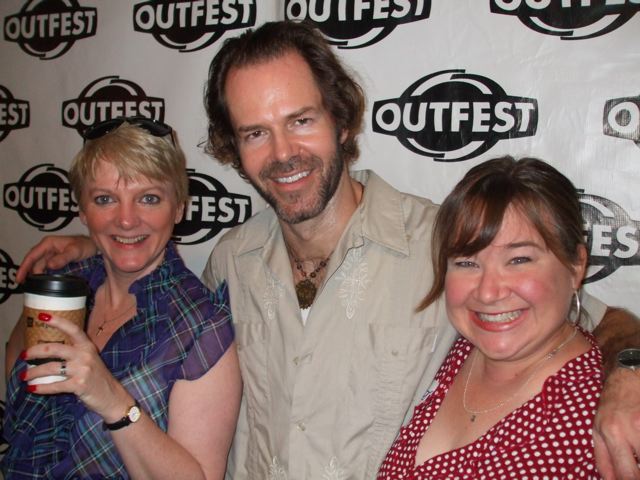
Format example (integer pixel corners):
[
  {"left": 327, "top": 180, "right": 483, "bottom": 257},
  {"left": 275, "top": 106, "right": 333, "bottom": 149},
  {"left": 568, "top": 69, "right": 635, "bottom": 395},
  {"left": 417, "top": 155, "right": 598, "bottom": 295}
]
[
  {"left": 203, "top": 20, "right": 365, "bottom": 177},
  {"left": 69, "top": 121, "right": 189, "bottom": 208},
  {"left": 418, "top": 156, "right": 586, "bottom": 311}
]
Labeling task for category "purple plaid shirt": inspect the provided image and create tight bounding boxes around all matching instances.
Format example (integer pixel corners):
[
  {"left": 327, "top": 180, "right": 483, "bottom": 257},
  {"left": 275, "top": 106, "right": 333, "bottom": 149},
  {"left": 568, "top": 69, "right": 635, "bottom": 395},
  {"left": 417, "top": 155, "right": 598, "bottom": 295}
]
[{"left": 2, "top": 242, "right": 234, "bottom": 479}]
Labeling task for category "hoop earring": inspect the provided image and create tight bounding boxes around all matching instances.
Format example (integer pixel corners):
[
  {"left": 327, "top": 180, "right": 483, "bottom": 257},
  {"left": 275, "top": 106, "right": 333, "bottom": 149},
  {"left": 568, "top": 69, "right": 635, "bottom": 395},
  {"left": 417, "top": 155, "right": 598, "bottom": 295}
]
[{"left": 572, "top": 290, "right": 582, "bottom": 324}]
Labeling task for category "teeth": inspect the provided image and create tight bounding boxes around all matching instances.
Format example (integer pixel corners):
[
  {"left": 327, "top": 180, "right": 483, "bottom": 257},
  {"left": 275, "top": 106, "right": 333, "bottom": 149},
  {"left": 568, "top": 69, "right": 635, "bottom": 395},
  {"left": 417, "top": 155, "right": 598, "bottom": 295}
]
[
  {"left": 114, "top": 235, "right": 146, "bottom": 244},
  {"left": 275, "top": 171, "right": 309, "bottom": 184},
  {"left": 478, "top": 310, "right": 521, "bottom": 323}
]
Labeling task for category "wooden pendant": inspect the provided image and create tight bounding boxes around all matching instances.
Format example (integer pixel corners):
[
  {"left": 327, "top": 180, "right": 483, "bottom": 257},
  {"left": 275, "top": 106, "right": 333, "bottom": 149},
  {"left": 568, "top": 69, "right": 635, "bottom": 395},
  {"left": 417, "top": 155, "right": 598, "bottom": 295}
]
[{"left": 295, "top": 279, "right": 317, "bottom": 309}]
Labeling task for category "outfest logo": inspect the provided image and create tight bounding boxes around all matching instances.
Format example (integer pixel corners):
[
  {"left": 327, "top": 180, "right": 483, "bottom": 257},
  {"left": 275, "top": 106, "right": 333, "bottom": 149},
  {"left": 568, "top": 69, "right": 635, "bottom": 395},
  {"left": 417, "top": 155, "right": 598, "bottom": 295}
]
[
  {"left": 3, "top": 164, "right": 79, "bottom": 232},
  {"left": 0, "top": 249, "right": 22, "bottom": 305},
  {"left": 372, "top": 70, "right": 538, "bottom": 162},
  {"left": 603, "top": 95, "right": 640, "bottom": 147},
  {"left": 490, "top": 0, "right": 640, "bottom": 40},
  {"left": 0, "top": 86, "right": 30, "bottom": 142},
  {"left": 62, "top": 76, "right": 166, "bottom": 136},
  {"left": 174, "top": 169, "right": 252, "bottom": 245},
  {"left": 3, "top": 0, "right": 97, "bottom": 60},
  {"left": 580, "top": 192, "right": 640, "bottom": 283},
  {"left": 133, "top": 0, "right": 257, "bottom": 52},
  {"left": 285, "top": 0, "right": 431, "bottom": 48}
]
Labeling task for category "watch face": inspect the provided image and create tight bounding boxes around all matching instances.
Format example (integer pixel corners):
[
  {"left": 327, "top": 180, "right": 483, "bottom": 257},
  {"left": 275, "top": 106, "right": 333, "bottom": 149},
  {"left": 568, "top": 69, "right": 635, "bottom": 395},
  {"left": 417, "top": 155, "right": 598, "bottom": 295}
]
[
  {"left": 618, "top": 349, "right": 640, "bottom": 368},
  {"left": 128, "top": 406, "right": 141, "bottom": 423}
]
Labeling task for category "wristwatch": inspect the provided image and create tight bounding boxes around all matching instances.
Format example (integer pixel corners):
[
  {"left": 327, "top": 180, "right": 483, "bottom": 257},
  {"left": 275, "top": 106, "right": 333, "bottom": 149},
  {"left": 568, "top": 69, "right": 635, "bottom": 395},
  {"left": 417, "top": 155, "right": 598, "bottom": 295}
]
[
  {"left": 103, "top": 400, "right": 142, "bottom": 431},
  {"left": 617, "top": 348, "right": 640, "bottom": 371}
]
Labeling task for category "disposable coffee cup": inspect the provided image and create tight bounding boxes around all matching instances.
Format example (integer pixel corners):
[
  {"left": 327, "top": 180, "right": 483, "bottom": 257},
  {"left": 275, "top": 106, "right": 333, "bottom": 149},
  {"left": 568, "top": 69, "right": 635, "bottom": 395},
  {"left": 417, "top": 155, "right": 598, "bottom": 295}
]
[{"left": 23, "top": 274, "right": 89, "bottom": 385}]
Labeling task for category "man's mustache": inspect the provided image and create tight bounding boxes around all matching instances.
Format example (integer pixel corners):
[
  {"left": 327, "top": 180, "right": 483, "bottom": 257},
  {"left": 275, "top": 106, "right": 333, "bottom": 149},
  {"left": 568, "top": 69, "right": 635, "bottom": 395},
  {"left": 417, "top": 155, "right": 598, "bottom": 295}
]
[{"left": 260, "top": 155, "right": 318, "bottom": 179}]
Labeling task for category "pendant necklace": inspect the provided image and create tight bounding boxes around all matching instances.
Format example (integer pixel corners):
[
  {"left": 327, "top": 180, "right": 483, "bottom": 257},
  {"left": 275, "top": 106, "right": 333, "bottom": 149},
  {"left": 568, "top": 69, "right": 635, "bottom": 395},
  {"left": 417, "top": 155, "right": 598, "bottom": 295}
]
[
  {"left": 292, "top": 254, "right": 331, "bottom": 309},
  {"left": 462, "top": 327, "right": 577, "bottom": 422},
  {"left": 96, "top": 286, "right": 136, "bottom": 336}
]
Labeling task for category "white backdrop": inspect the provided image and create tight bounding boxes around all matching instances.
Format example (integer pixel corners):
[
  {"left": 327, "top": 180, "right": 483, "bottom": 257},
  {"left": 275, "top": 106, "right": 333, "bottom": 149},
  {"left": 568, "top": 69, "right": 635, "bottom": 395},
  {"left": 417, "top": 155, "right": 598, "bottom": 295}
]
[{"left": 1, "top": 0, "right": 639, "bottom": 398}]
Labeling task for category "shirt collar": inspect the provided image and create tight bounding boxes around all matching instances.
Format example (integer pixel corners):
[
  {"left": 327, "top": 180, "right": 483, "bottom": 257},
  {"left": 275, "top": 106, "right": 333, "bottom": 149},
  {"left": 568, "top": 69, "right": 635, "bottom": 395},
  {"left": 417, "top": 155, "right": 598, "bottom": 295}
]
[
  {"left": 84, "top": 241, "right": 182, "bottom": 306},
  {"left": 234, "top": 169, "right": 411, "bottom": 259},
  {"left": 349, "top": 169, "right": 411, "bottom": 256}
]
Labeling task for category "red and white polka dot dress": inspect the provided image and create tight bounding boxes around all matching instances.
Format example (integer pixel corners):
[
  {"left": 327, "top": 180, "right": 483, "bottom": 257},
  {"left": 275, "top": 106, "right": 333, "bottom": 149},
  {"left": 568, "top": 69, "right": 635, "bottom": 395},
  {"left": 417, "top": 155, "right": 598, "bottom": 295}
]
[{"left": 377, "top": 334, "right": 603, "bottom": 479}]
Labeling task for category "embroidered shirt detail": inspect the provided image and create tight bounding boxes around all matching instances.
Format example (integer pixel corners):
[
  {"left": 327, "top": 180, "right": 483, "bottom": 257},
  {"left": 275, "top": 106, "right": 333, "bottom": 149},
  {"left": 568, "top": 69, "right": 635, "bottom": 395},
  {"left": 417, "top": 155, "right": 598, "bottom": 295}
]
[
  {"left": 263, "top": 274, "right": 283, "bottom": 320},
  {"left": 323, "top": 456, "right": 347, "bottom": 480},
  {"left": 267, "top": 456, "right": 288, "bottom": 480},
  {"left": 336, "top": 249, "right": 370, "bottom": 319}
]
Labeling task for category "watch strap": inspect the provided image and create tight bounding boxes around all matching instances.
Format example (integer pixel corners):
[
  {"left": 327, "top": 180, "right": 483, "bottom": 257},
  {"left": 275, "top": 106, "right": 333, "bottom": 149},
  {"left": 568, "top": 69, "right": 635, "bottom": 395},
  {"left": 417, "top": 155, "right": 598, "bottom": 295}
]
[{"left": 102, "top": 400, "right": 141, "bottom": 431}]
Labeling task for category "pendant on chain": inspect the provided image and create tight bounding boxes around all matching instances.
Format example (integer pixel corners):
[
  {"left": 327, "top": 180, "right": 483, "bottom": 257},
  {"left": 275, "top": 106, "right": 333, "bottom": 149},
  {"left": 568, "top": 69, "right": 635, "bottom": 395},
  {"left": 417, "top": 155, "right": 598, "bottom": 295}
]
[
  {"left": 291, "top": 253, "right": 331, "bottom": 309},
  {"left": 295, "top": 279, "right": 317, "bottom": 309}
]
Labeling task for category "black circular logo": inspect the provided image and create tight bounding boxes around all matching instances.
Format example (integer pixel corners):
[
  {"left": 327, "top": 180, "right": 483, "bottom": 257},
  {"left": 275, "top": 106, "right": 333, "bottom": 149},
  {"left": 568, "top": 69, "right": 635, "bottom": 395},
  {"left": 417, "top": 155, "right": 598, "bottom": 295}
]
[
  {"left": 490, "top": 0, "right": 639, "bottom": 40},
  {"left": 0, "top": 85, "right": 30, "bottom": 142},
  {"left": 286, "top": 0, "right": 431, "bottom": 48},
  {"left": 3, "top": 0, "right": 97, "bottom": 60},
  {"left": 61, "top": 76, "right": 166, "bottom": 136},
  {"left": 3, "top": 164, "right": 78, "bottom": 231},
  {"left": 0, "top": 249, "right": 23, "bottom": 305},
  {"left": 133, "top": 0, "right": 256, "bottom": 52},
  {"left": 372, "top": 70, "right": 538, "bottom": 161},
  {"left": 172, "top": 170, "right": 252, "bottom": 245}
]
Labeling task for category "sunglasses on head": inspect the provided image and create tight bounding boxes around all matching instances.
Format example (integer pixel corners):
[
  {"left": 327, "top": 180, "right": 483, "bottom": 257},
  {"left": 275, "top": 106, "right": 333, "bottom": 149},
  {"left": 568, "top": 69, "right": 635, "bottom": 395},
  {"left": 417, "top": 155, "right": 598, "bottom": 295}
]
[{"left": 82, "top": 116, "right": 175, "bottom": 144}]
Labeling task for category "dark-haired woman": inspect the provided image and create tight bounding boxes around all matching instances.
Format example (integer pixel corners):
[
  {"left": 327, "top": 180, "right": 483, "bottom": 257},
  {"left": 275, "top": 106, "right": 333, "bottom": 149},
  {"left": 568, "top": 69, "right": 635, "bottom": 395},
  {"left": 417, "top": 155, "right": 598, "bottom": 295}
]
[{"left": 378, "top": 156, "right": 604, "bottom": 479}]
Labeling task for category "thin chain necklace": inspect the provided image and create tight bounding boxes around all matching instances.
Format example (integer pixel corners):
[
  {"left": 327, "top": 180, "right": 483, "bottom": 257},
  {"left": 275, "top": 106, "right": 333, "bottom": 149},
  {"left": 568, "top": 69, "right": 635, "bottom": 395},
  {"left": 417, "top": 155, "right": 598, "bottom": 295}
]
[
  {"left": 96, "top": 286, "right": 136, "bottom": 336},
  {"left": 462, "top": 327, "right": 577, "bottom": 422}
]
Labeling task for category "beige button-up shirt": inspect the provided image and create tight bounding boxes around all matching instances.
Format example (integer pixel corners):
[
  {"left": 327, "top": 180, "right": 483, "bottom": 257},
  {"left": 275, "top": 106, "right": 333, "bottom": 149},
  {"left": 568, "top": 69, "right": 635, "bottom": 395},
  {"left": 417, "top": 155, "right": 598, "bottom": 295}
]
[
  {"left": 202, "top": 170, "right": 605, "bottom": 480},
  {"left": 202, "top": 171, "right": 452, "bottom": 479}
]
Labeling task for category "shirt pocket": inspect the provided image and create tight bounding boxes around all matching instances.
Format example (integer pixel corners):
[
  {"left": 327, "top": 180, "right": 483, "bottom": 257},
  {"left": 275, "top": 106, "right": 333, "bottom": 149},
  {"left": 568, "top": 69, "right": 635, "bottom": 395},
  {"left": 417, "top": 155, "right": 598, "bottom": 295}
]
[
  {"left": 234, "top": 321, "right": 267, "bottom": 382},
  {"left": 345, "top": 323, "right": 438, "bottom": 475},
  {"left": 344, "top": 323, "right": 437, "bottom": 434},
  {"left": 366, "top": 324, "right": 437, "bottom": 408}
]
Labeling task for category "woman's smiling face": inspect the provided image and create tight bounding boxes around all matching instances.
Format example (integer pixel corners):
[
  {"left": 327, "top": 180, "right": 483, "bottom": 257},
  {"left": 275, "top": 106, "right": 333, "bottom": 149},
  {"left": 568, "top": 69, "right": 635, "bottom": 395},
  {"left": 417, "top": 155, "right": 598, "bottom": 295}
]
[
  {"left": 79, "top": 158, "right": 184, "bottom": 281},
  {"left": 444, "top": 207, "right": 585, "bottom": 363}
]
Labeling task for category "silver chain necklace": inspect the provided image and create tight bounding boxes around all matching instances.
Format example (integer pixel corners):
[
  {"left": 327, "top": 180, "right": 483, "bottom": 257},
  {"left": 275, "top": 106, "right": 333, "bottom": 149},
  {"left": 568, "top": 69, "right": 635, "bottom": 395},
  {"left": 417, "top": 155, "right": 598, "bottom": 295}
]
[{"left": 462, "top": 327, "right": 577, "bottom": 422}]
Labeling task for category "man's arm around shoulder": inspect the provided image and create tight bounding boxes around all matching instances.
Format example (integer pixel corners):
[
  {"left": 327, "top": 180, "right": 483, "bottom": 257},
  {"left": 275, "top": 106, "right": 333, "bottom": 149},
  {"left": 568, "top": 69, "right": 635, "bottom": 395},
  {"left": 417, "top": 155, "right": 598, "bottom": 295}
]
[{"left": 591, "top": 305, "right": 640, "bottom": 479}]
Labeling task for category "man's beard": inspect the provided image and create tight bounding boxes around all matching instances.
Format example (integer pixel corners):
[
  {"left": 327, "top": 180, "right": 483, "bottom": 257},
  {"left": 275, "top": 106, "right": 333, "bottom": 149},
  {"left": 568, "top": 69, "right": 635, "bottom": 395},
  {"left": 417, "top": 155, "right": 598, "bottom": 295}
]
[{"left": 249, "top": 148, "right": 345, "bottom": 225}]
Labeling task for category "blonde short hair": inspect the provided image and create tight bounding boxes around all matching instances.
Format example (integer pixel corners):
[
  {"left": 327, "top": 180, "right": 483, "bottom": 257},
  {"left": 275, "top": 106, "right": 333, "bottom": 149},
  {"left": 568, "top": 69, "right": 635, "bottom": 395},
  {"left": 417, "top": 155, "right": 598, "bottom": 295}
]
[{"left": 69, "top": 121, "right": 189, "bottom": 207}]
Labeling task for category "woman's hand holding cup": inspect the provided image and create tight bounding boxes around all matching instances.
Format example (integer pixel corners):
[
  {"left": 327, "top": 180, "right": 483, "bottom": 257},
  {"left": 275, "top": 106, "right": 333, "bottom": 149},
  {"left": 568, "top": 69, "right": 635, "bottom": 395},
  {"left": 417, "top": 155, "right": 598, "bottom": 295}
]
[{"left": 21, "top": 312, "right": 133, "bottom": 423}]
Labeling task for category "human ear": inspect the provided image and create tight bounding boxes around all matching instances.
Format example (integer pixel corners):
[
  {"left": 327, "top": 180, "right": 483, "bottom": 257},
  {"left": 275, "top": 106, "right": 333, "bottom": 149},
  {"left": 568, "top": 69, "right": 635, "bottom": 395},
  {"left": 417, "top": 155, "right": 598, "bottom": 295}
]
[
  {"left": 339, "top": 128, "right": 348, "bottom": 144},
  {"left": 174, "top": 202, "right": 185, "bottom": 224},
  {"left": 572, "top": 244, "right": 588, "bottom": 289}
]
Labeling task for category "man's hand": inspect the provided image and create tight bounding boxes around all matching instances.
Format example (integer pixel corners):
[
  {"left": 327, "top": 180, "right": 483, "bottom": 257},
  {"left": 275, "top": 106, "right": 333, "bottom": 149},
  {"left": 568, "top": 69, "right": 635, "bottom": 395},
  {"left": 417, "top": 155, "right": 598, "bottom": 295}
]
[
  {"left": 16, "top": 235, "right": 97, "bottom": 283},
  {"left": 594, "top": 367, "right": 640, "bottom": 479}
]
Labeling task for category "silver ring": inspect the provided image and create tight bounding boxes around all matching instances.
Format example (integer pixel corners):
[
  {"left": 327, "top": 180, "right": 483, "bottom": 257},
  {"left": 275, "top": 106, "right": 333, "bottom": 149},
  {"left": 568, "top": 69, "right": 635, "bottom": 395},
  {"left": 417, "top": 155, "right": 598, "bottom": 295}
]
[{"left": 59, "top": 362, "right": 67, "bottom": 377}]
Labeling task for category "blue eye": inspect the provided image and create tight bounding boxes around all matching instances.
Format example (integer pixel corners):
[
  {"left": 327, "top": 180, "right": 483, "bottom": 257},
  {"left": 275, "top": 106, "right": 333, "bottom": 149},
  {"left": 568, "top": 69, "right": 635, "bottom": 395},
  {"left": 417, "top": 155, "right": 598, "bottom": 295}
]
[
  {"left": 94, "top": 195, "right": 112, "bottom": 205},
  {"left": 453, "top": 260, "right": 477, "bottom": 268},
  {"left": 141, "top": 194, "right": 160, "bottom": 204},
  {"left": 510, "top": 256, "right": 531, "bottom": 265}
]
